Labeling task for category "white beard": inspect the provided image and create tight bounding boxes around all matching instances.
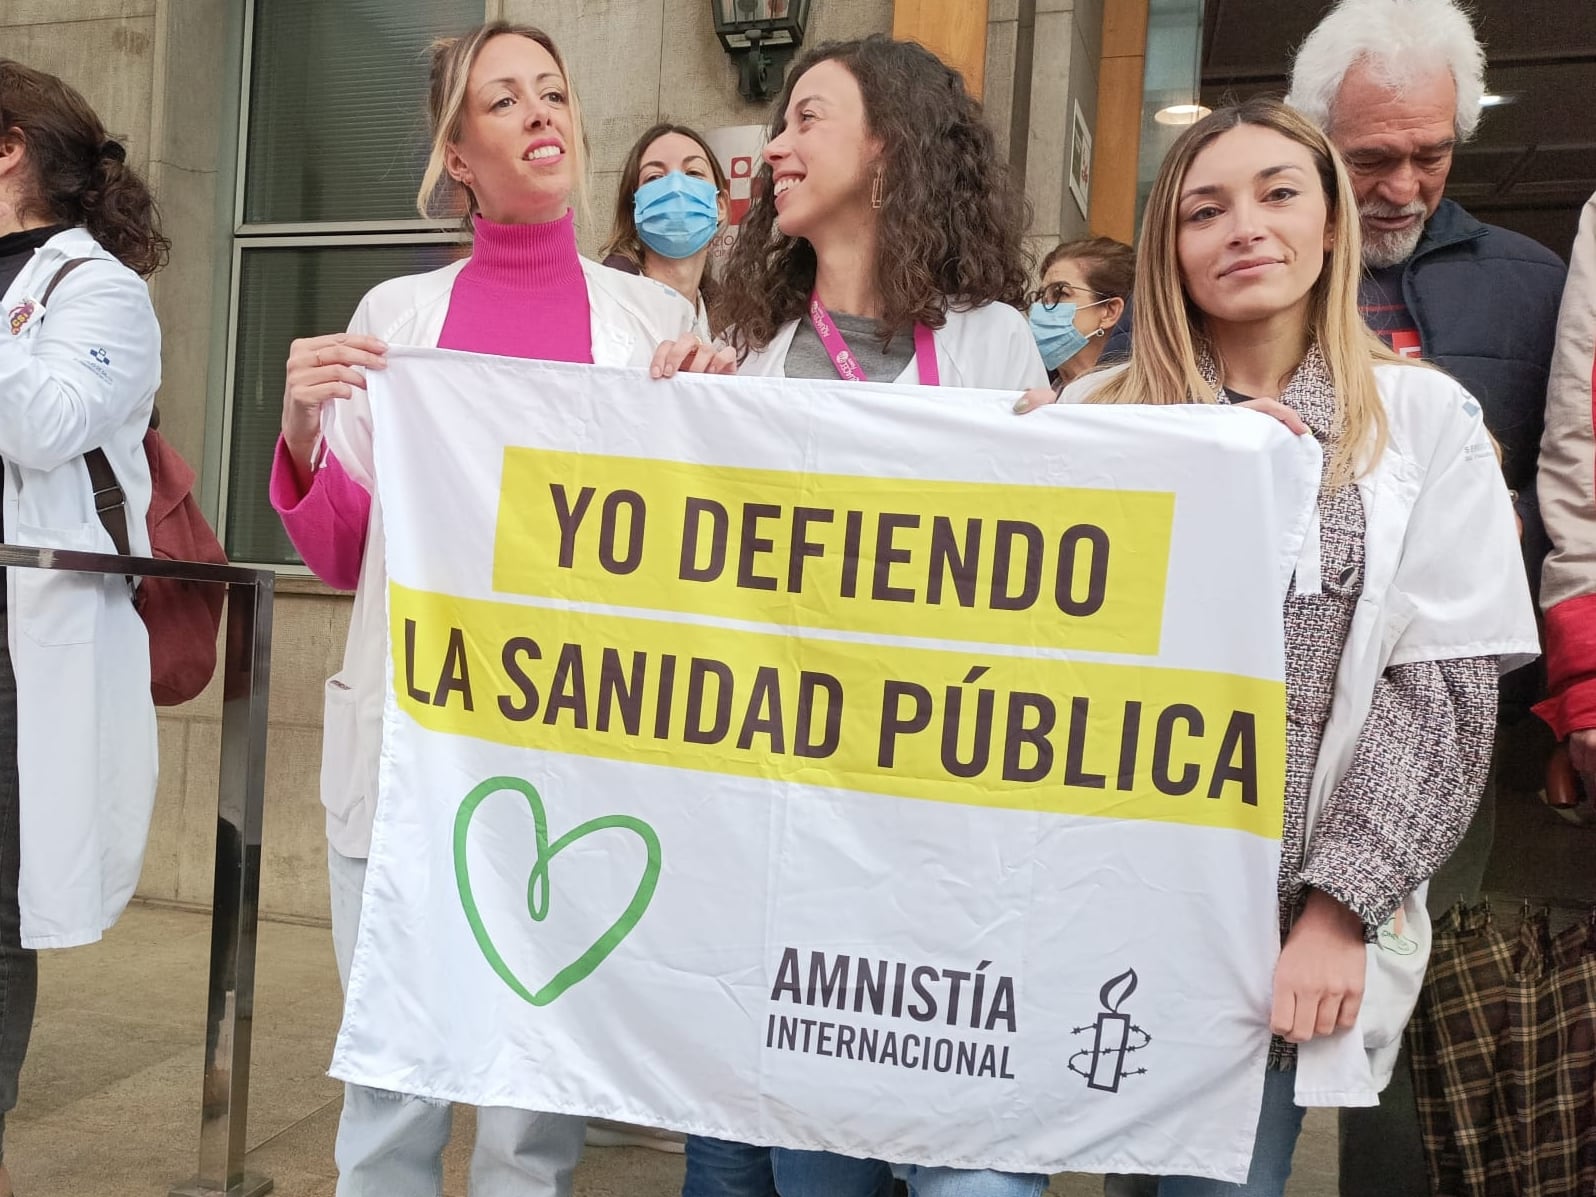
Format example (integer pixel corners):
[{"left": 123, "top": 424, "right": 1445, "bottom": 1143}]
[{"left": 1359, "top": 201, "right": 1429, "bottom": 269}]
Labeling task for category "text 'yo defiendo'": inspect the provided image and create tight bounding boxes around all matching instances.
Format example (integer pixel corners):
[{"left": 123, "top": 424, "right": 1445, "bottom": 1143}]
[{"left": 391, "top": 448, "right": 1285, "bottom": 835}]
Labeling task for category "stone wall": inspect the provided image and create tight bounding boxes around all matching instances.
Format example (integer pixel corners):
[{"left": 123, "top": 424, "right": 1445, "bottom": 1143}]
[{"left": 986, "top": 0, "right": 1106, "bottom": 261}]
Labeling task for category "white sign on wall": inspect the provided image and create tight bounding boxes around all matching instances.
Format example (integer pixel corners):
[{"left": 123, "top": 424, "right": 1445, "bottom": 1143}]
[
  {"left": 1070, "top": 99, "right": 1093, "bottom": 220},
  {"left": 704, "top": 123, "right": 768, "bottom": 269}
]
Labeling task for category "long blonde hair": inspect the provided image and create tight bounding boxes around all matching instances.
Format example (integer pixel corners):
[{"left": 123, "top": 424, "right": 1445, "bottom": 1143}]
[
  {"left": 415, "top": 22, "right": 587, "bottom": 223},
  {"left": 1094, "top": 97, "right": 1403, "bottom": 484}
]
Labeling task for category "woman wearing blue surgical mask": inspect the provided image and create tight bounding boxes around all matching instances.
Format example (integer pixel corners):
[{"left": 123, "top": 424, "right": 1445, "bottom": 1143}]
[
  {"left": 602, "top": 123, "right": 729, "bottom": 338},
  {"left": 1026, "top": 236, "right": 1134, "bottom": 393}
]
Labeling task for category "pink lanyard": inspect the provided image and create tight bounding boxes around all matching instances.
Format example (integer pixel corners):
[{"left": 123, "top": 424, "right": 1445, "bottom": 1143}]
[{"left": 807, "top": 293, "right": 941, "bottom": 386}]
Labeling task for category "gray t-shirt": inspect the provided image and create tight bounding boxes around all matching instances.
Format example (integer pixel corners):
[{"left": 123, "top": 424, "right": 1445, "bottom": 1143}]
[{"left": 784, "top": 311, "right": 917, "bottom": 382}]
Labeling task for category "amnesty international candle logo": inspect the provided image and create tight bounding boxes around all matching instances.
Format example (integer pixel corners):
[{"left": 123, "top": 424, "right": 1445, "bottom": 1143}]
[
  {"left": 1069, "top": 969, "right": 1151, "bottom": 1093},
  {"left": 453, "top": 776, "right": 662, "bottom": 1006}
]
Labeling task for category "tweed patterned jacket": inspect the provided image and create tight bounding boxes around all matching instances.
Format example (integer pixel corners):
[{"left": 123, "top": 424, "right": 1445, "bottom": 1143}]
[{"left": 1202, "top": 345, "right": 1498, "bottom": 1069}]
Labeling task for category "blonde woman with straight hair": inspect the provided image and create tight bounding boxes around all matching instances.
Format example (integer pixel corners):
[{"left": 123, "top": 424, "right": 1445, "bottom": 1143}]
[
  {"left": 269, "top": 21, "right": 693, "bottom": 1196},
  {"left": 1025, "top": 96, "right": 1535, "bottom": 1195},
  {"left": 1079, "top": 102, "right": 1391, "bottom": 486}
]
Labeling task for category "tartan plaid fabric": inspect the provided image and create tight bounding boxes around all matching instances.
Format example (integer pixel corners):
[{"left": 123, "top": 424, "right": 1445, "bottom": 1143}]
[{"left": 1409, "top": 901, "right": 1596, "bottom": 1196}]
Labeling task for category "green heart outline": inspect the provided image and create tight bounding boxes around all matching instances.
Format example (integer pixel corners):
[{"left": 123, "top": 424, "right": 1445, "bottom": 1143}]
[{"left": 453, "top": 775, "right": 662, "bottom": 1006}]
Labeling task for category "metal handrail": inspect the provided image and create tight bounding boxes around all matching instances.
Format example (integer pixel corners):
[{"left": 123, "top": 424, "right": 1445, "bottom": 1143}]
[{"left": 0, "top": 545, "right": 276, "bottom": 1197}]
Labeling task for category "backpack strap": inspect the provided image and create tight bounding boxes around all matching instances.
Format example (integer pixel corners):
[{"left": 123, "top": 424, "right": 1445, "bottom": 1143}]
[
  {"left": 84, "top": 447, "right": 131, "bottom": 557},
  {"left": 36, "top": 258, "right": 134, "bottom": 559},
  {"left": 41, "top": 257, "right": 93, "bottom": 307}
]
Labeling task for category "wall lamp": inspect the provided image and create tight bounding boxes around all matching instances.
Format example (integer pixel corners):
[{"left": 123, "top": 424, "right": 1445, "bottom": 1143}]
[{"left": 713, "top": 0, "right": 812, "bottom": 103}]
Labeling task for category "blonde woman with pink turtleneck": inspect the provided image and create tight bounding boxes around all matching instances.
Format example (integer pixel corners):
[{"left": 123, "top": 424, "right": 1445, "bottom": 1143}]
[{"left": 268, "top": 22, "right": 692, "bottom": 1197}]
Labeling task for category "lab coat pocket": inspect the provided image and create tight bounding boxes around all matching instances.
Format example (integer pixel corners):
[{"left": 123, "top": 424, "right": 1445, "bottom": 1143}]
[
  {"left": 11, "top": 519, "right": 108, "bottom": 646},
  {"left": 320, "top": 673, "right": 368, "bottom": 822},
  {"left": 1363, "top": 886, "right": 1431, "bottom": 1053}
]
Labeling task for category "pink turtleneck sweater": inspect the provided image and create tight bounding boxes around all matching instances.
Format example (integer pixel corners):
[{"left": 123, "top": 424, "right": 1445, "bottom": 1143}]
[{"left": 270, "top": 212, "right": 592, "bottom": 588}]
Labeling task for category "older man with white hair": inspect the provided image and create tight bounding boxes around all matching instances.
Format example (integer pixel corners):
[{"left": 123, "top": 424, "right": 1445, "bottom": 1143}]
[
  {"left": 1289, "top": 0, "right": 1563, "bottom": 495},
  {"left": 1287, "top": 2, "right": 1566, "bottom": 1195}
]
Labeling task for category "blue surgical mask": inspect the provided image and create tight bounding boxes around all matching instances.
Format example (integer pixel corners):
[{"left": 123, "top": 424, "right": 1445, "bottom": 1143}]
[
  {"left": 633, "top": 171, "right": 721, "bottom": 260},
  {"left": 1028, "top": 301, "right": 1105, "bottom": 371}
]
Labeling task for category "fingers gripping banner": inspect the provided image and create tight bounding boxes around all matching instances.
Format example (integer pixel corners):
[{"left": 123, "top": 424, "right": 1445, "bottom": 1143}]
[{"left": 331, "top": 348, "right": 1321, "bottom": 1181}]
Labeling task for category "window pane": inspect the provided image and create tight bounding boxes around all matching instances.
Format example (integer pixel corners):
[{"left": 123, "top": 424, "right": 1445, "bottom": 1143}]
[
  {"left": 226, "top": 242, "right": 463, "bottom": 565},
  {"left": 243, "top": 0, "right": 483, "bottom": 225}
]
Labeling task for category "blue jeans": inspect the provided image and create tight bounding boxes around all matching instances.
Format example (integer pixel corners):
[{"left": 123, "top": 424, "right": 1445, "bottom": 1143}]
[
  {"left": 773, "top": 1147, "right": 1047, "bottom": 1197},
  {"left": 329, "top": 847, "right": 586, "bottom": 1196},
  {"left": 1157, "top": 1067, "right": 1305, "bottom": 1197},
  {"left": 682, "top": 1135, "right": 777, "bottom": 1196}
]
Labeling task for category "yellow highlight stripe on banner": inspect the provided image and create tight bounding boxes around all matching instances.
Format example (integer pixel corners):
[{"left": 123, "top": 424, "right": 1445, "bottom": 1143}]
[
  {"left": 392, "top": 584, "right": 1285, "bottom": 840},
  {"left": 492, "top": 449, "right": 1175, "bottom": 656}
]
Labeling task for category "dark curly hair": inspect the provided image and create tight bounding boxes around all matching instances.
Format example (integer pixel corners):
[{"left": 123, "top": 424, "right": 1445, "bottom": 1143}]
[
  {"left": 716, "top": 36, "right": 1031, "bottom": 356},
  {"left": 0, "top": 59, "right": 169, "bottom": 277}
]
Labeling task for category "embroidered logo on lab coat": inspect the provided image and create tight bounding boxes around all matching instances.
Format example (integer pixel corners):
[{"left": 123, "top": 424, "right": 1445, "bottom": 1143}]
[
  {"left": 7, "top": 300, "right": 37, "bottom": 336},
  {"left": 83, "top": 347, "right": 113, "bottom": 381}
]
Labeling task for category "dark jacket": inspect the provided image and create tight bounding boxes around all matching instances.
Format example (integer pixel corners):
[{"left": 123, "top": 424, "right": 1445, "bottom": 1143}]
[
  {"left": 1398, "top": 200, "right": 1566, "bottom": 714},
  {"left": 1102, "top": 296, "right": 1134, "bottom": 367},
  {"left": 1397, "top": 199, "right": 1567, "bottom": 501}
]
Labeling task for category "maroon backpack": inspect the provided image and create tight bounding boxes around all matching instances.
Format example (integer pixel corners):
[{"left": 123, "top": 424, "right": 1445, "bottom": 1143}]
[{"left": 43, "top": 259, "right": 228, "bottom": 706}]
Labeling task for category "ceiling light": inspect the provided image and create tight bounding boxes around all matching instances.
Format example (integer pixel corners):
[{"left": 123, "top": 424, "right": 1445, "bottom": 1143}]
[
  {"left": 1479, "top": 93, "right": 1513, "bottom": 107},
  {"left": 1155, "top": 104, "right": 1212, "bottom": 126}
]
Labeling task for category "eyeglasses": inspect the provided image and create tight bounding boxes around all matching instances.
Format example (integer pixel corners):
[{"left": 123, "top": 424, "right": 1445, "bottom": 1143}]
[{"left": 1025, "top": 281, "right": 1105, "bottom": 310}]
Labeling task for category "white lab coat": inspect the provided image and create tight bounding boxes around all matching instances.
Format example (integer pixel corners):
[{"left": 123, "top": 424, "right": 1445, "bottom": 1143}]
[
  {"left": 1066, "top": 359, "right": 1539, "bottom": 1103},
  {"left": 319, "top": 256, "right": 694, "bottom": 857},
  {"left": 0, "top": 227, "right": 158, "bottom": 948},
  {"left": 1293, "top": 363, "right": 1539, "bottom": 1105},
  {"left": 736, "top": 301, "right": 1049, "bottom": 390}
]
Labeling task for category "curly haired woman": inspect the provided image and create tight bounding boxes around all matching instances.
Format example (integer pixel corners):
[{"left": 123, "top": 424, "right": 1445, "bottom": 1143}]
[
  {"left": 651, "top": 35, "right": 1046, "bottom": 399},
  {"left": 651, "top": 33, "right": 1050, "bottom": 1197}
]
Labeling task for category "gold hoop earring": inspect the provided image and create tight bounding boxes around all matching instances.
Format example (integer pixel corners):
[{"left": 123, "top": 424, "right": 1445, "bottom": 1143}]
[{"left": 870, "top": 172, "right": 883, "bottom": 209}]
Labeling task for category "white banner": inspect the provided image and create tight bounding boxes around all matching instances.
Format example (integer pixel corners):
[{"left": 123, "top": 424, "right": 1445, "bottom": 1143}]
[{"left": 332, "top": 348, "right": 1321, "bottom": 1181}]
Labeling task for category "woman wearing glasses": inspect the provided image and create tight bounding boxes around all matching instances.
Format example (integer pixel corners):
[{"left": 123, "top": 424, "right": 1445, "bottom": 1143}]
[{"left": 1026, "top": 236, "right": 1134, "bottom": 393}]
